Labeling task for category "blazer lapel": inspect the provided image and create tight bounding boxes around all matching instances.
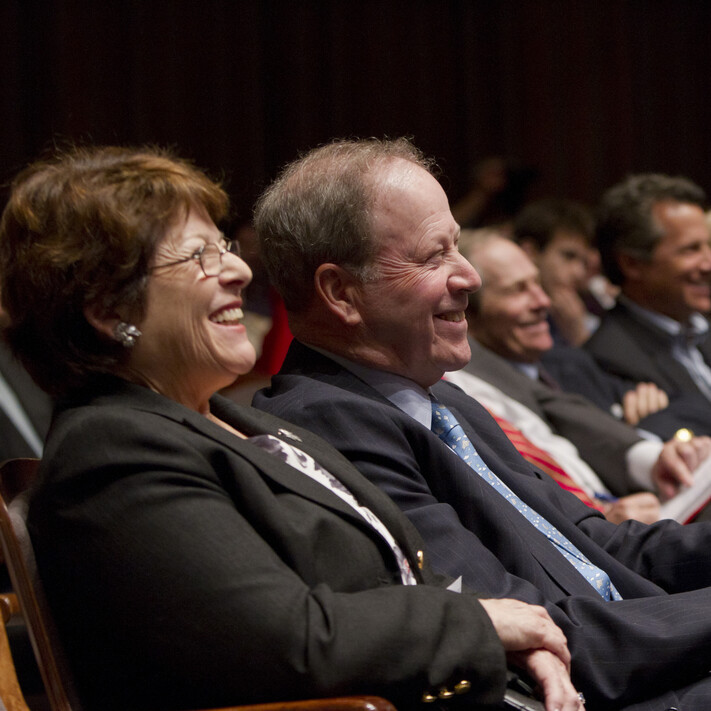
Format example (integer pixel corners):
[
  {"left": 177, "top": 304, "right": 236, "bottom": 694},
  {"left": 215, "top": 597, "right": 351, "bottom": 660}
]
[
  {"left": 87, "top": 379, "right": 360, "bottom": 528},
  {"left": 464, "top": 340, "right": 545, "bottom": 417},
  {"left": 191, "top": 395, "right": 424, "bottom": 567},
  {"left": 651, "top": 348, "right": 702, "bottom": 393},
  {"left": 617, "top": 304, "right": 705, "bottom": 393}
]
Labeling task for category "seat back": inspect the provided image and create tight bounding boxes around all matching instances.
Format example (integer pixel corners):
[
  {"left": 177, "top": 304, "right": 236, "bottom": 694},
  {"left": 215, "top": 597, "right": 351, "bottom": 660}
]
[
  {"left": 0, "top": 458, "right": 78, "bottom": 711},
  {"left": 0, "top": 592, "right": 30, "bottom": 711}
]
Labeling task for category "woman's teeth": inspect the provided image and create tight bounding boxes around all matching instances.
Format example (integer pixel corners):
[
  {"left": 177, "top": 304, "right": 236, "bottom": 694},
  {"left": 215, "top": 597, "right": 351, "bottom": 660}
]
[{"left": 211, "top": 307, "right": 244, "bottom": 324}]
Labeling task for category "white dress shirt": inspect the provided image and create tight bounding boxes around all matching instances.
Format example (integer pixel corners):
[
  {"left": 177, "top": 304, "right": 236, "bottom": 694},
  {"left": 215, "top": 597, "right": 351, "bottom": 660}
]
[{"left": 445, "top": 367, "right": 663, "bottom": 494}]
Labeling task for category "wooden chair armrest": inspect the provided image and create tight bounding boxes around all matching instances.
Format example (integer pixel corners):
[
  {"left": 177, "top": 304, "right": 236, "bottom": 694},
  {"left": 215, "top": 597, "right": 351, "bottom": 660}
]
[
  {"left": 196, "top": 697, "right": 396, "bottom": 711},
  {"left": 0, "top": 592, "right": 21, "bottom": 623}
]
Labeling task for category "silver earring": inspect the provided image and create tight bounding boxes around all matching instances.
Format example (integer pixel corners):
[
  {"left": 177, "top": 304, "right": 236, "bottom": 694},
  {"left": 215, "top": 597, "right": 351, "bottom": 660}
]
[{"left": 114, "top": 322, "right": 142, "bottom": 348}]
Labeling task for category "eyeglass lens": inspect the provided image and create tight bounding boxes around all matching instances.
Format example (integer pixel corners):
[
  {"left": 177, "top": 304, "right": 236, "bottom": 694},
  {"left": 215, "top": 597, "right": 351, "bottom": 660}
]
[{"left": 200, "top": 241, "right": 241, "bottom": 276}]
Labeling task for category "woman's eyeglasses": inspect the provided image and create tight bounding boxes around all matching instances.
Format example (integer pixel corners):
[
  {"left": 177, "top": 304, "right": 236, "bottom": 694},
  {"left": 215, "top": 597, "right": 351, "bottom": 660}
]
[{"left": 151, "top": 240, "right": 241, "bottom": 278}]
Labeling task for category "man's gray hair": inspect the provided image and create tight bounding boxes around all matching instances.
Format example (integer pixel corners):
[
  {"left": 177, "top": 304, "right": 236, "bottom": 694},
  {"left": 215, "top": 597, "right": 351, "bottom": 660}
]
[
  {"left": 253, "top": 137, "right": 435, "bottom": 311},
  {"left": 596, "top": 173, "right": 706, "bottom": 286}
]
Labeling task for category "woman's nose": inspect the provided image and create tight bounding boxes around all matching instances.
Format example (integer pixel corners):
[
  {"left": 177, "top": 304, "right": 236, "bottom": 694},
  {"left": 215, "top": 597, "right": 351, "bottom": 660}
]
[{"left": 220, "top": 251, "right": 252, "bottom": 287}]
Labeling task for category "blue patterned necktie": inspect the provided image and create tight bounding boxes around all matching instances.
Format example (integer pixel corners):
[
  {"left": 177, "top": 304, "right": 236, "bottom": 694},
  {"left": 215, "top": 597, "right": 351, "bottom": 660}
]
[{"left": 431, "top": 399, "right": 622, "bottom": 601}]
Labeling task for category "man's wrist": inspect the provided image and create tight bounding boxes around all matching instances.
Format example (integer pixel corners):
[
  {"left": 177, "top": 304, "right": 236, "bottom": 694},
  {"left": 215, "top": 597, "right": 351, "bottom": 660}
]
[{"left": 626, "top": 440, "right": 664, "bottom": 490}]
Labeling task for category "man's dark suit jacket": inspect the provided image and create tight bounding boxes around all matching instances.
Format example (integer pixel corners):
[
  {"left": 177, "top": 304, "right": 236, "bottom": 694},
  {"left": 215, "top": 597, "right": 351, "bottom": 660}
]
[
  {"left": 541, "top": 344, "right": 632, "bottom": 413},
  {"left": 29, "top": 376, "right": 506, "bottom": 711},
  {"left": 0, "top": 342, "right": 51, "bottom": 460},
  {"left": 585, "top": 300, "right": 711, "bottom": 405},
  {"left": 254, "top": 340, "right": 711, "bottom": 711},
  {"left": 541, "top": 343, "right": 711, "bottom": 439}
]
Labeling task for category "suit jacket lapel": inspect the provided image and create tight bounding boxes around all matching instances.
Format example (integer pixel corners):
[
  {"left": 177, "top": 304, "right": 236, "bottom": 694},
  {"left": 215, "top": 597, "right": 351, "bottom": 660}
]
[
  {"left": 272, "top": 343, "right": 447, "bottom": 567},
  {"left": 464, "top": 339, "right": 545, "bottom": 417},
  {"left": 436, "top": 390, "right": 599, "bottom": 596},
  {"left": 203, "top": 398, "right": 429, "bottom": 578},
  {"left": 116, "top": 383, "right": 424, "bottom": 573},
  {"left": 616, "top": 303, "right": 707, "bottom": 393},
  {"left": 281, "top": 342, "right": 560, "bottom": 563},
  {"left": 291, "top": 354, "right": 580, "bottom": 587}
]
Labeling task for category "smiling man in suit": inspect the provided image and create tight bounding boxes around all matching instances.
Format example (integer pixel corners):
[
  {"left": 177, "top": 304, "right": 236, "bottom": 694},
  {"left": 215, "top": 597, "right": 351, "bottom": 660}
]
[
  {"left": 253, "top": 138, "right": 711, "bottom": 711},
  {"left": 586, "top": 173, "right": 711, "bottom": 406}
]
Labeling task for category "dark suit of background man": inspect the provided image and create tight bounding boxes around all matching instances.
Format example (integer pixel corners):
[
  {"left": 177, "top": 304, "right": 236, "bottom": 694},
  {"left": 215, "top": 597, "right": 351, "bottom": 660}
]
[
  {"left": 0, "top": 339, "right": 51, "bottom": 460},
  {"left": 585, "top": 173, "right": 711, "bottom": 408},
  {"left": 252, "top": 137, "right": 711, "bottom": 711}
]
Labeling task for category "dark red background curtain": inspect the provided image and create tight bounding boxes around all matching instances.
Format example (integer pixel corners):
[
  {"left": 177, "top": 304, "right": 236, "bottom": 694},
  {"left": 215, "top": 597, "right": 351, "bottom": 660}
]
[{"left": 3, "top": 0, "right": 711, "bottom": 217}]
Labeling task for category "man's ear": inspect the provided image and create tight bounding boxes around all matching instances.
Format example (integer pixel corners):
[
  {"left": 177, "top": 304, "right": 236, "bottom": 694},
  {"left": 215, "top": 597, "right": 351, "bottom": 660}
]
[
  {"left": 314, "top": 263, "right": 363, "bottom": 325},
  {"left": 616, "top": 252, "right": 645, "bottom": 281},
  {"left": 518, "top": 238, "right": 540, "bottom": 261},
  {"left": 83, "top": 302, "right": 129, "bottom": 343}
]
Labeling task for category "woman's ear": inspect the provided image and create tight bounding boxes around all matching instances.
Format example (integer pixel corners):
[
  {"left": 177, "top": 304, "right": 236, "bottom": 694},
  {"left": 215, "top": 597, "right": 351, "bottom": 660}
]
[
  {"left": 314, "top": 263, "right": 363, "bottom": 325},
  {"left": 83, "top": 302, "right": 127, "bottom": 343}
]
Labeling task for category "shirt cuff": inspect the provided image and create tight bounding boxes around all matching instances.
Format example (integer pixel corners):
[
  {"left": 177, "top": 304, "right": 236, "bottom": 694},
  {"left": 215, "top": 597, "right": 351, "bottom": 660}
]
[{"left": 626, "top": 440, "right": 664, "bottom": 490}]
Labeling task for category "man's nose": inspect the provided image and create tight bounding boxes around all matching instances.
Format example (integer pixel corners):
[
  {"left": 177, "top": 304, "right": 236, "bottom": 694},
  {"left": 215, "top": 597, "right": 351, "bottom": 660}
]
[
  {"left": 453, "top": 251, "right": 482, "bottom": 293},
  {"left": 531, "top": 283, "right": 551, "bottom": 309},
  {"left": 571, "top": 259, "right": 588, "bottom": 287},
  {"left": 699, "top": 242, "right": 711, "bottom": 273}
]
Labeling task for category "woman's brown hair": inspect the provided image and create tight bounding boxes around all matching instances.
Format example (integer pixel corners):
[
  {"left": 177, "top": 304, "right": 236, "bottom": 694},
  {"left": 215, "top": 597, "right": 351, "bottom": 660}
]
[{"left": 0, "top": 145, "right": 228, "bottom": 398}]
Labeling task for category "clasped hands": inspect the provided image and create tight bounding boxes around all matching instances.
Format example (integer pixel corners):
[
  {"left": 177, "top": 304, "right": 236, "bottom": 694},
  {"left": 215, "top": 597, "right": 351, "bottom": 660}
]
[{"left": 479, "top": 598, "right": 584, "bottom": 711}]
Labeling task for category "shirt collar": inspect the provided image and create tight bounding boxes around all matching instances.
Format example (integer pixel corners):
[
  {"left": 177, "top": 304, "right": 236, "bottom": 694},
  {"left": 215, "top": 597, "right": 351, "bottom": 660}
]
[
  {"left": 618, "top": 293, "right": 709, "bottom": 340},
  {"left": 510, "top": 361, "right": 539, "bottom": 380},
  {"left": 306, "top": 345, "right": 434, "bottom": 428}
]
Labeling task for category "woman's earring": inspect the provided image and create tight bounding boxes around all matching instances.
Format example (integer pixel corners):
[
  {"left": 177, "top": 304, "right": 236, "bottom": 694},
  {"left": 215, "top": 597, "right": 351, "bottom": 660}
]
[{"left": 114, "top": 322, "right": 142, "bottom": 348}]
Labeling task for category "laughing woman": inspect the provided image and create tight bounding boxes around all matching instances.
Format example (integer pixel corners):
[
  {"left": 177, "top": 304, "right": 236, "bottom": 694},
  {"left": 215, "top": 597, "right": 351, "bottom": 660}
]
[{"left": 0, "top": 146, "right": 579, "bottom": 711}]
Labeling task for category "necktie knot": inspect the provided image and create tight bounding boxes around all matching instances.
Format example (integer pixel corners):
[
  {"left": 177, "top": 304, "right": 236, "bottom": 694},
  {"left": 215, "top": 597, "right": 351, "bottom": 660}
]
[
  {"left": 431, "top": 400, "right": 457, "bottom": 437},
  {"left": 431, "top": 400, "right": 473, "bottom": 462}
]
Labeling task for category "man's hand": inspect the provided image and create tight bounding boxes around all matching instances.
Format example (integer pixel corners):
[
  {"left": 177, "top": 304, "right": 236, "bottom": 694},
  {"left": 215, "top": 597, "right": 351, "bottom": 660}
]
[
  {"left": 509, "top": 649, "right": 585, "bottom": 711},
  {"left": 599, "top": 492, "right": 660, "bottom": 524},
  {"left": 478, "top": 598, "right": 570, "bottom": 667},
  {"left": 479, "top": 598, "right": 581, "bottom": 711},
  {"left": 546, "top": 285, "right": 591, "bottom": 347},
  {"left": 622, "top": 382, "right": 669, "bottom": 425},
  {"left": 652, "top": 435, "right": 711, "bottom": 500}
]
